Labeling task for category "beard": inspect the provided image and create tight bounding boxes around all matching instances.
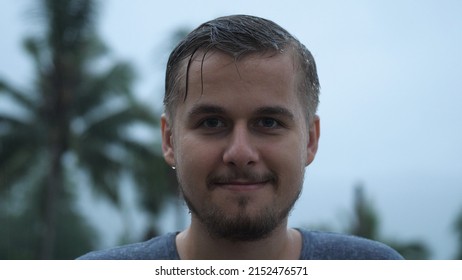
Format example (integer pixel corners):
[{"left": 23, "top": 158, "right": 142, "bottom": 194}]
[{"left": 178, "top": 169, "right": 302, "bottom": 242}]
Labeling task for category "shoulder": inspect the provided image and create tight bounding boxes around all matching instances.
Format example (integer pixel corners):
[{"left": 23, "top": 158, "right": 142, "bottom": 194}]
[
  {"left": 298, "top": 229, "right": 404, "bottom": 260},
  {"left": 77, "top": 232, "right": 179, "bottom": 260}
]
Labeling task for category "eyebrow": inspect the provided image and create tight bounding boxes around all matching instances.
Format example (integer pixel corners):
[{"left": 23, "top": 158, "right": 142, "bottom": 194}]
[
  {"left": 254, "top": 106, "right": 295, "bottom": 120},
  {"left": 187, "top": 104, "right": 295, "bottom": 120},
  {"left": 187, "top": 105, "right": 227, "bottom": 118}
]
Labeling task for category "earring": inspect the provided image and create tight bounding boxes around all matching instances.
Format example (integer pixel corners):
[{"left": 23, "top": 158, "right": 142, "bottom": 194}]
[{"left": 172, "top": 166, "right": 176, "bottom": 170}]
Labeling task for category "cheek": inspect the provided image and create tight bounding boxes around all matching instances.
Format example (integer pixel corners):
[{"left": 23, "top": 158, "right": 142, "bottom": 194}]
[
  {"left": 262, "top": 139, "right": 306, "bottom": 177},
  {"left": 273, "top": 136, "right": 307, "bottom": 189},
  {"left": 174, "top": 136, "right": 219, "bottom": 183}
]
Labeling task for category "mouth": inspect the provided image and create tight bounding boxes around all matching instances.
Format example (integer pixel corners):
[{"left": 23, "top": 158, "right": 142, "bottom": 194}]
[
  {"left": 207, "top": 170, "right": 277, "bottom": 192},
  {"left": 214, "top": 180, "right": 269, "bottom": 192}
]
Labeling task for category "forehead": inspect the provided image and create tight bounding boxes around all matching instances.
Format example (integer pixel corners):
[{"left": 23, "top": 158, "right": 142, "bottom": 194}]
[
  {"left": 171, "top": 50, "right": 307, "bottom": 121},
  {"left": 188, "top": 49, "right": 297, "bottom": 85},
  {"left": 182, "top": 49, "right": 300, "bottom": 106}
]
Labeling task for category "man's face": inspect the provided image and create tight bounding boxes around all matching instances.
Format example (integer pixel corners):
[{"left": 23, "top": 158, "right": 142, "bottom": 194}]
[{"left": 162, "top": 50, "right": 319, "bottom": 241}]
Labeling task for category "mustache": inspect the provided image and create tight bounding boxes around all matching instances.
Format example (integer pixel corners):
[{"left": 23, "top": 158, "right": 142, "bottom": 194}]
[{"left": 206, "top": 169, "right": 278, "bottom": 189}]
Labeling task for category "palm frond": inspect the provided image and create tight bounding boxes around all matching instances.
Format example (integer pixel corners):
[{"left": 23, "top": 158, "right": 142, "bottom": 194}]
[
  {"left": 79, "top": 105, "right": 149, "bottom": 141},
  {"left": 23, "top": 37, "right": 46, "bottom": 79},
  {"left": 43, "top": 0, "right": 95, "bottom": 51},
  {"left": 76, "top": 139, "right": 123, "bottom": 204},
  {"left": 0, "top": 79, "right": 36, "bottom": 112},
  {"left": 76, "top": 62, "right": 135, "bottom": 117},
  {"left": 130, "top": 148, "right": 174, "bottom": 213},
  {"left": 0, "top": 119, "right": 42, "bottom": 192}
]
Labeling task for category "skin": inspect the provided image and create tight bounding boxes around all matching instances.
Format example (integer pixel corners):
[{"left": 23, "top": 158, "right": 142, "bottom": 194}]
[{"left": 161, "top": 49, "right": 320, "bottom": 259}]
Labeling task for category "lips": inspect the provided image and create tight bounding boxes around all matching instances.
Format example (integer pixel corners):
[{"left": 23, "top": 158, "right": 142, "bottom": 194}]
[
  {"left": 214, "top": 180, "right": 269, "bottom": 191},
  {"left": 206, "top": 169, "right": 278, "bottom": 191}
]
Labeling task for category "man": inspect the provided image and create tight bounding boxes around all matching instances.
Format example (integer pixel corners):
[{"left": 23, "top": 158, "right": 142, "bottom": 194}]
[{"left": 79, "top": 15, "right": 403, "bottom": 260}]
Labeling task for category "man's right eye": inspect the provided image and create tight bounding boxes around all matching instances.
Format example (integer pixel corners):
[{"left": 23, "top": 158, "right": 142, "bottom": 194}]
[{"left": 201, "top": 118, "right": 225, "bottom": 128}]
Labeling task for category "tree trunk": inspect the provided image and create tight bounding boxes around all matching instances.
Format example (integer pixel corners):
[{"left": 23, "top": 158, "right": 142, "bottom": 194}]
[
  {"left": 40, "top": 140, "right": 63, "bottom": 259},
  {"left": 39, "top": 54, "right": 70, "bottom": 259}
]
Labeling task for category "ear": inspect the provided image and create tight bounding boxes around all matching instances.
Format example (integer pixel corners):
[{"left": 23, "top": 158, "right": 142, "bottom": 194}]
[
  {"left": 305, "top": 115, "right": 320, "bottom": 166},
  {"left": 161, "top": 114, "right": 175, "bottom": 167}
]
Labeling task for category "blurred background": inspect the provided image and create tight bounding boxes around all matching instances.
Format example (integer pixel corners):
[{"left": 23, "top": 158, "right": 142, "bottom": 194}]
[{"left": 1, "top": 0, "right": 461, "bottom": 260}]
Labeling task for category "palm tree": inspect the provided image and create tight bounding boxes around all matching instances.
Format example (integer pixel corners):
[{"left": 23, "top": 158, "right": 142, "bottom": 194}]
[
  {"left": 346, "top": 184, "right": 430, "bottom": 259},
  {"left": 349, "top": 183, "right": 379, "bottom": 239},
  {"left": 0, "top": 0, "right": 172, "bottom": 259}
]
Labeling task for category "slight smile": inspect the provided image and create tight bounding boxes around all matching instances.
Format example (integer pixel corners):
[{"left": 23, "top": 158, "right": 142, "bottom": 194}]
[{"left": 214, "top": 181, "right": 269, "bottom": 192}]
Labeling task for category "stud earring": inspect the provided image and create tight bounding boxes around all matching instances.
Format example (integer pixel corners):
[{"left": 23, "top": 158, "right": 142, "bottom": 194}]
[{"left": 172, "top": 166, "right": 176, "bottom": 170}]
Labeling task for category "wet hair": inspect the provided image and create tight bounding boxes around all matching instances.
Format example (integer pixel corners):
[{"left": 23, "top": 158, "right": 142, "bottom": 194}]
[{"left": 164, "top": 14, "right": 320, "bottom": 122}]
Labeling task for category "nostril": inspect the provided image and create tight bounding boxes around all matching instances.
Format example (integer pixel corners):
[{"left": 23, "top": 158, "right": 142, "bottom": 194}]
[
  {"left": 223, "top": 148, "right": 259, "bottom": 168},
  {"left": 222, "top": 125, "right": 260, "bottom": 167}
]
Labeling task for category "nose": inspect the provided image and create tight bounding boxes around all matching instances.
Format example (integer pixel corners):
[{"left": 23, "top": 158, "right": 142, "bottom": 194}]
[{"left": 222, "top": 123, "right": 259, "bottom": 168}]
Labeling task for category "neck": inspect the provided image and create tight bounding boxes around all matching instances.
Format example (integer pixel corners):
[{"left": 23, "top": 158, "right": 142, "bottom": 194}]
[{"left": 176, "top": 216, "right": 302, "bottom": 260}]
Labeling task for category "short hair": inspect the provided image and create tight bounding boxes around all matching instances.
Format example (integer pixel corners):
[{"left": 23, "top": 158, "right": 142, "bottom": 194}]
[{"left": 164, "top": 14, "right": 320, "bottom": 122}]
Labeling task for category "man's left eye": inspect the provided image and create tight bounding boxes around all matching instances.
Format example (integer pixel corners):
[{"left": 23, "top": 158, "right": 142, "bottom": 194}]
[{"left": 257, "top": 118, "right": 280, "bottom": 128}]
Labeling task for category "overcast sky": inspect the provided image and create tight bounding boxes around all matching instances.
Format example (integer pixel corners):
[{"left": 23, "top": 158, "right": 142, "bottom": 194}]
[{"left": 1, "top": 0, "right": 461, "bottom": 259}]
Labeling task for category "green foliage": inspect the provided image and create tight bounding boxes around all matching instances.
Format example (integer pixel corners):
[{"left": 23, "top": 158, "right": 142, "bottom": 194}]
[
  {"left": 386, "top": 240, "right": 431, "bottom": 260},
  {"left": 345, "top": 184, "right": 431, "bottom": 259},
  {"left": 349, "top": 183, "right": 379, "bottom": 239},
  {"left": 454, "top": 208, "right": 462, "bottom": 260},
  {"left": 1, "top": 187, "right": 96, "bottom": 259},
  {"left": 0, "top": 0, "right": 173, "bottom": 259}
]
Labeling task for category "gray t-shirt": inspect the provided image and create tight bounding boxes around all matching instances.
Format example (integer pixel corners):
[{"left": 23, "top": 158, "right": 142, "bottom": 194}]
[{"left": 77, "top": 230, "right": 403, "bottom": 260}]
